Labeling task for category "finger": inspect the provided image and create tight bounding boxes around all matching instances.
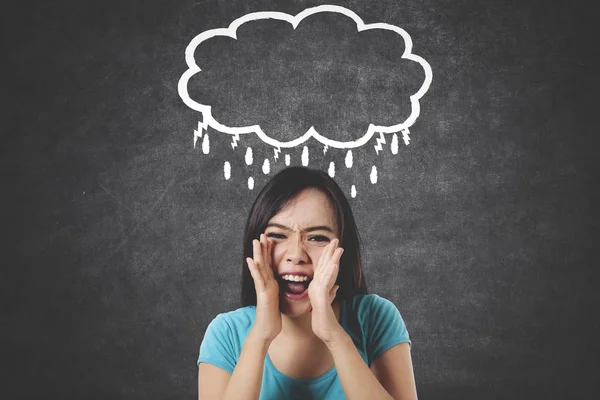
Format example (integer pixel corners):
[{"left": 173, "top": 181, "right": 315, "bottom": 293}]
[
  {"left": 326, "top": 239, "right": 340, "bottom": 263},
  {"left": 325, "top": 257, "right": 340, "bottom": 287},
  {"left": 260, "top": 235, "right": 270, "bottom": 277},
  {"left": 246, "top": 257, "right": 264, "bottom": 288},
  {"left": 333, "top": 247, "right": 344, "bottom": 264},
  {"left": 260, "top": 234, "right": 274, "bottom": 280},
  {"left": 318, "top": 240, "right": 339, "bottom": 276},
  {"left": 331, "top": 238, "right": 339, "bottom": 250},
  {"left": 253, "top": 239, "right": 266, "bottom": 282},
  {"left": 328, "top": 249, "right": 342, "bottom": 272},
  {"left": 256, "top": 235, "right": 264, "bottom": 266},
  {"left": 265, "top": 238, "right": 274, "bottom": 279},
  {"left": 328, "top": 284, "right": 340, "bottom": 303},
  {"left": 315, "top": 239, "right": 336, "bottom": 277},
  {"left": 261, "top": 240, "right": 271, "bottom": 282},
  {"left": 324, "top": 248, "right": 343, "bottom": 287}
]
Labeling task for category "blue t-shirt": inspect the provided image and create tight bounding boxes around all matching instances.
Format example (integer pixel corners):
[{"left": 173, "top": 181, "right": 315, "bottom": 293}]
[{"left": 197, "top": 294, "right": 411, "bottom": 399}]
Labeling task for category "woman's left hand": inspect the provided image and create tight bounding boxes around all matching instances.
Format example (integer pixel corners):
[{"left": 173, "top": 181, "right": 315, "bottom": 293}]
[{"left": 307, "top": 238, "right": 346, "bottom": 343}]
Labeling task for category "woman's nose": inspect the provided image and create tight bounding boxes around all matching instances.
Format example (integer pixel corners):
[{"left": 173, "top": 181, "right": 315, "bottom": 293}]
[{"left": 286, "top": 235, "right": 309, "bottom": 264}]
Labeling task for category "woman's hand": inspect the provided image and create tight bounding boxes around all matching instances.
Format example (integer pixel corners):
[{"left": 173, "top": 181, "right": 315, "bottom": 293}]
[
  {"left": 246, "top": 234, "right": 282, "bottom": 343},
  {"left": 307, "top": 238, "right": 346, "bottom": 343}
]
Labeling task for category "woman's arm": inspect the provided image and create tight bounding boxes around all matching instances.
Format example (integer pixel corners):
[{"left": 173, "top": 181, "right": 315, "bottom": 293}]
[
  {"left": 327, "top": 332, "right": 417, "bottom": 400},
  {"left": 199, "top": 236, "right": 282, "bottom": 399},
  {"left": 199, "top": 329, "right": 270, "bottom": 400}
]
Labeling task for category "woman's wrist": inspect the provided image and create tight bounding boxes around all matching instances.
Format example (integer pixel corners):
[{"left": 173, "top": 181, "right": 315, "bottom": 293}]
[
  {"left": 247, "top": 328, "right": 277, "bottom": 347},
  {"left": 323, "top": 326, "right": 351, "bottom": 349}
]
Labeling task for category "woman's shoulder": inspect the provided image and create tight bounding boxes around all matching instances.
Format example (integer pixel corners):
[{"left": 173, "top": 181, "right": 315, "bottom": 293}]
[
  {"left": 348, "top": 293, "right": 411, "bottom": 336},
  {"left": 345, "top": 293, "right": 409, "bottom": 332},
  {"left": 199, "top": 306, "right": 257, "bottom": 370},
  {"left": 347, "top": 293, "right": 397, "bottom": 314},
  {"left": 209, "top": 305, "right": 256, "bottom": 333}
]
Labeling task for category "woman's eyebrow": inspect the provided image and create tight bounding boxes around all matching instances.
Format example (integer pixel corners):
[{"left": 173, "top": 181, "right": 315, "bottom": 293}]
[{"left": 266, "top": 223, "right": 335, "bottom": 233}]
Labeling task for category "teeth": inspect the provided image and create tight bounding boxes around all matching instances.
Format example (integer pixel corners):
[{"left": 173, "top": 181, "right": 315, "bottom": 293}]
[{"left": 282, "top": 274, "right": 309, "bottom": 282}]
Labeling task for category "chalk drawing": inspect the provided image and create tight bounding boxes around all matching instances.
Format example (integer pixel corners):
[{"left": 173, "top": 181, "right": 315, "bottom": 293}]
[
  {"left": 224, "top": 162, "right": 231, "bottom": 180},
  {"left": 402, "top": 128, "right": 411, "bottom": 145},
  {"left": 328, "top": 162, "right": 335, "bottom": 178},
  {"left": 179, "top": 5, "right": 432, "bottom": 196},
  {"left": 374, "top": 132, "right": 386, "bottom": 154},
  {"left": 193, "top": 120, "right": 207, "bottom": 149},
  {"left": 180, "top": 5, "right": 431, "bottom": 149},
  {"left": 202, "top": 133, "right": 210, "bottom": 154},
  {"left": 370, "top": 166, "right": 377, "bottom": 184},
  {"left": 391, "top": 133, "right": 399, "bottom": 155},
  {"left": 301, "top": 146, "right": 309, "bottom": 167},
  {"left": 345, "top": 150, "right": 353, "bottom": 168},
  {"left": 231, "top": 133, "right": 240, "bottom": 150}
]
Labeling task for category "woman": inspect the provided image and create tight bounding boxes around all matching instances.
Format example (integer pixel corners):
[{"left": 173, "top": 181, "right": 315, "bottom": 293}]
[{"left": 198, "top": 166, "right": 417, "bottom": 399}]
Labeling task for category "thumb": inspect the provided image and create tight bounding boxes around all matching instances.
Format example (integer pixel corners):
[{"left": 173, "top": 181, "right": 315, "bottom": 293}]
[{"left": 329, "top": 285, "right": 340, "bottom": 303}]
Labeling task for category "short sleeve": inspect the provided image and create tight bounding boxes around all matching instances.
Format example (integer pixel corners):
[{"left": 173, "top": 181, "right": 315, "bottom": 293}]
[
  {"left": 366, "top": 295, "right": 412, "bottom": 365},
  {"left": 197, "top": 314, "right": 237, "bottom": 374}
]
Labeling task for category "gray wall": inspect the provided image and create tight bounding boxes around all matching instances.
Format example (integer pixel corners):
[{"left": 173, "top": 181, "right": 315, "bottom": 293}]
[{"left": 3, "top": 0, "right": 597, "bottom": 398}]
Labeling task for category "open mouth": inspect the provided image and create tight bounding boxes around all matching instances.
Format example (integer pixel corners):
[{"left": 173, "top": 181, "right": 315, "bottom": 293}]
[{"left": 278, "top": 275, "right": 312, "bottom": 299}]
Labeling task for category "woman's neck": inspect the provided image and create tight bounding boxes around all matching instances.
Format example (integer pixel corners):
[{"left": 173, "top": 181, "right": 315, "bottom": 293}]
[{"left": 279, "top": 300, "right": 341, "bottom": 342}]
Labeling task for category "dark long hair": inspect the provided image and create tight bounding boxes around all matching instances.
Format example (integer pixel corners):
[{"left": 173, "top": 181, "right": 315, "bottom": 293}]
[{"left": 241, "top": 166, "right": 368, "bottom": 307}]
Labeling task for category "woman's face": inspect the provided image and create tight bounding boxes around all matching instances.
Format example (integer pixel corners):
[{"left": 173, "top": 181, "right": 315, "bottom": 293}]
[{"left": 264, "top": 188, "right": 339, "bottom": 316}]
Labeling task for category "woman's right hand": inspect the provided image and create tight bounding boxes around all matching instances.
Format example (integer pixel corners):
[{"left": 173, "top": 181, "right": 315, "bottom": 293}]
[{"left": 246, "top": 234, "right": 282, "bottom": 343}]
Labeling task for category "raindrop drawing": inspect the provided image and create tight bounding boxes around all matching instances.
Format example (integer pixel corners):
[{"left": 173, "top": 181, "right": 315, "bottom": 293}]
[
  {"left": 178, "top": 5, "right": 432, "bottom": 197},
  {"left": 245, "top": 147, "right": 253, "bottom": 165},
  {"left": 345, "top": 150, "right": 353, "bottom": 169},
  {"left": 370, "top": 166, "right": 378, "bottom": 184},
  {"left": 391, "top": 134, "right": 399, "bottom": 155},
  {"left": 224, "top": 161, "right": 231, "bottom": 180},
  {"left": 301, "top": 146, "right": 309, "bottom": 167},
  {"left": 202, "top": 133, "right": 210, "bottom": 155}
]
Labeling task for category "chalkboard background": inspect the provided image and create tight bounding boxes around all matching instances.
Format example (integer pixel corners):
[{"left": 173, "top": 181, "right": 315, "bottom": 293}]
[{"left": 3, "top": 0, "right": 597, "bottom": 398}]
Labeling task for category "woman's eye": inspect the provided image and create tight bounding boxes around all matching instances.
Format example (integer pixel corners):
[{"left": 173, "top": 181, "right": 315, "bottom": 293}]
[
  {"left": 266, "top": 233, "right": 285, "bottom": 239},
  {"left": 309, "top": 235, "right": 330, "bottom": 242}
]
